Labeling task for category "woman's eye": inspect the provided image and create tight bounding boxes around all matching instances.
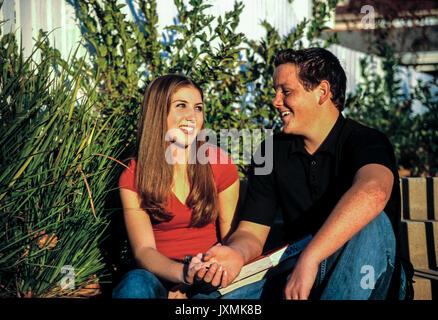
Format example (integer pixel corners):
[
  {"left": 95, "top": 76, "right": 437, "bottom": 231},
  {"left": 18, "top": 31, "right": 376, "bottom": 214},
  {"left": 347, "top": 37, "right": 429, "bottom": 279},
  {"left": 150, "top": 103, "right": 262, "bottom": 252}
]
[
  {"left": 195, "top": 106, "right": 203, "bottom": 112},
  {"left": 176, "top": 103, "right": 185, "bottom": 108}
]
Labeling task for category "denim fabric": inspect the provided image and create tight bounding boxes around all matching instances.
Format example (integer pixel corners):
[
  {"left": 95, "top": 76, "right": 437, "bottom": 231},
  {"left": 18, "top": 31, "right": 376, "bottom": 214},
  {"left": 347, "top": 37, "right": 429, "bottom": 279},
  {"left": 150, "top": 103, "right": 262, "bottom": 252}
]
[
  {"left": 315, "top": 211, "right": 396, "bottom": 299},
  {"left": 211, "top": 212, "right": 406, "bottom": 300},
  {"left": 112, "top": 269, "right": 168, "bottom": 299},
  {"left": 111, "top": 269, "right": 225, "bottom": 299},
  {"left": 399, "top": 264, "right": 407, "bottom": 300}
]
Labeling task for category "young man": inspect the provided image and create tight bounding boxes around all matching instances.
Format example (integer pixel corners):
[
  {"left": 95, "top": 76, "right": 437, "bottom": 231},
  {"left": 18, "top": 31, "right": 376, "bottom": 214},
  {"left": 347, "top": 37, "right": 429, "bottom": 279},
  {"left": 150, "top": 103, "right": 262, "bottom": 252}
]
[{"left": 197, "top": 47, "right": 412, "bottom": 300}]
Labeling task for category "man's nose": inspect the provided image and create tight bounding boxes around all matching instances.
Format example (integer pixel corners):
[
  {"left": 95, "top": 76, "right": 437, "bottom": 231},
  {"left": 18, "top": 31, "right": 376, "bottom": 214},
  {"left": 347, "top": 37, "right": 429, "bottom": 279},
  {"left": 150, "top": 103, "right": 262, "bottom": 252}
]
[{"left": 272, "top": 92, "right": 282, "bottom": 109}]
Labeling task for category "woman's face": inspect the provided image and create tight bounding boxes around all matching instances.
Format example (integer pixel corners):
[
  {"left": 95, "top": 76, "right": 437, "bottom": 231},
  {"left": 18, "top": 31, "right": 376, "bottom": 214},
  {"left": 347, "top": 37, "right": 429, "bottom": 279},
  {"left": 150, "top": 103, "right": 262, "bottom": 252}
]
[{"left": 166, "top": 86, "right": 204, "bottom": 148}]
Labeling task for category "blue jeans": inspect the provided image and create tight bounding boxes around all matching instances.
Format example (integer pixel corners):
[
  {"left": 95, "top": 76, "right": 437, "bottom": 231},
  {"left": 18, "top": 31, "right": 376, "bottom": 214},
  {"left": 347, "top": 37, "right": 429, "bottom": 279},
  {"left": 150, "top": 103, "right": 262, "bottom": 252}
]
[
  {"left": 112, "top": 269, "right": 168, "bottom": 299},
  {"left": 112, "top": 268, "right": 226, "bottom": 299},
  {"left": 209, "top": 212, "right": 405, "bottom": 300}
]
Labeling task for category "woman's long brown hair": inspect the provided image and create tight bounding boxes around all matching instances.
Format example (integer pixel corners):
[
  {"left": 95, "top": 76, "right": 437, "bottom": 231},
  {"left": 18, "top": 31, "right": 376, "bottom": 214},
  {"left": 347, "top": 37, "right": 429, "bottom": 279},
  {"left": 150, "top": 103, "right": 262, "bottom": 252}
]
[{"left": 135, "top": 74, "right": 219, "bottom": 227}]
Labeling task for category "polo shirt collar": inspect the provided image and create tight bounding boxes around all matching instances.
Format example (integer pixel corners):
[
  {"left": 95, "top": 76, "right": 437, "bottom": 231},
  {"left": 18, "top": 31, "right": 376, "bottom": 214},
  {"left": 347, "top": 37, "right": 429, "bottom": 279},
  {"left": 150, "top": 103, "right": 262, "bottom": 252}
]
[{"left": 288, "top": 113, "right": 345, "bottom": 156}]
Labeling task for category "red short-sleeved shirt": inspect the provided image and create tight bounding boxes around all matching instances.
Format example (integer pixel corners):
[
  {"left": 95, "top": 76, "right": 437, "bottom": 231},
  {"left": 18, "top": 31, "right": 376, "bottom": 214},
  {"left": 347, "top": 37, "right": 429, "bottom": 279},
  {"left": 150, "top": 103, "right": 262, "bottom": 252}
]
[{"left": 119, "top": 146, "right": 239, "bottom": 260}]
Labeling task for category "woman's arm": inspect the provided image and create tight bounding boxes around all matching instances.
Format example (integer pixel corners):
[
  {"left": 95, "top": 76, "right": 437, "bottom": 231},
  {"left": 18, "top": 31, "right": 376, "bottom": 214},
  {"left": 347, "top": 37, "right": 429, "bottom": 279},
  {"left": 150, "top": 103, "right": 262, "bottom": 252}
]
[
  {"left": 193, "top": 179, "right": 240, "bottom": 284},
  {"left": 217, "top": 179, "right": 240, "bottom": 242},
  {"left": 120, "top": 188, "right": 203, "bottom": 284}
]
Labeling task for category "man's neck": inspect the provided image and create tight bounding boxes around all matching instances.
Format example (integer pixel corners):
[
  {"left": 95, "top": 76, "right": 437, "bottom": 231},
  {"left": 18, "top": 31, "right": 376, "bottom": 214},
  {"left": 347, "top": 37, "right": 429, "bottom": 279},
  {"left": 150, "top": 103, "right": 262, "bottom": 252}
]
[{"left": 303, "top": 109, "right": 340, "bottom": 155}]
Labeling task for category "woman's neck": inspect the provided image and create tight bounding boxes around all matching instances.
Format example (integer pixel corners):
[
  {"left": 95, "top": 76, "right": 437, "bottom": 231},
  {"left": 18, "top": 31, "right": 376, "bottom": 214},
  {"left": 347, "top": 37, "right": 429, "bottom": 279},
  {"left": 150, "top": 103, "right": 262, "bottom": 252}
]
[{"left": 167, "top": 143, "right": 192, "bottom": 165}]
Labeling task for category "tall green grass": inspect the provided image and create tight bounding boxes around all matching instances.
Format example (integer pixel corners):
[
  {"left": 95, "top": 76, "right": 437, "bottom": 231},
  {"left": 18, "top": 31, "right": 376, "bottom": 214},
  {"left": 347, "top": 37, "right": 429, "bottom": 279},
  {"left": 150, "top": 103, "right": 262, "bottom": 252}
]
[{"left": 0, "top": 32, "right": 125, "bottom": 297}]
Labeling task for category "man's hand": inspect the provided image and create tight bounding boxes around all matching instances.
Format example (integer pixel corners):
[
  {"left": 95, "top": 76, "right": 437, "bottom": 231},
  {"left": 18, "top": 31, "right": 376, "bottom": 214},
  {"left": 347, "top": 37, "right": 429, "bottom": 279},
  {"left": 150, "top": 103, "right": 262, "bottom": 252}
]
[
  {"left": 199, "top": 243, "right": 245, "bottom": 287},
  {"left": 283, "top": 254, "right": 319, "bottom": 300},
  {"left": 185, "top": 252, "right": 228, "bottom": 289}
]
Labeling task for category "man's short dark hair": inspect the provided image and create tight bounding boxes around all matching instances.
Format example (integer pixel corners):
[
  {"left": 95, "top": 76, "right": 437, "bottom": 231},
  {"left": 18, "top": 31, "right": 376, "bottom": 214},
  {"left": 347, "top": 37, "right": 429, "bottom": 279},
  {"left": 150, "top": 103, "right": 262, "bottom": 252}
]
[{"left": 274, "top": 47, "right": 347, "bottom": 111}]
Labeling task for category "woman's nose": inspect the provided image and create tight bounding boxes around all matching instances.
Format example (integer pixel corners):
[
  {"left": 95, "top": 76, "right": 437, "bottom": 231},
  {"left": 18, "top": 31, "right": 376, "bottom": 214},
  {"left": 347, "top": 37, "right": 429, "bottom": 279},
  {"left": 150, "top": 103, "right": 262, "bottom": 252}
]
[{"left": 183, "top": 106, "right": 196, "bottom": 120}]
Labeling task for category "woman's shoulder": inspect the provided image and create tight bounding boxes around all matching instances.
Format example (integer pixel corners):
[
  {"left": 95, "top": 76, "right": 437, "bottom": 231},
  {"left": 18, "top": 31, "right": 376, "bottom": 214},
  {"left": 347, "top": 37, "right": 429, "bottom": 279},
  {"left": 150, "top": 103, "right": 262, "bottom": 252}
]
[
  {"left": 206, "top": 146, "right": 239, "bottom": 192},
  {"left": 206, "top": 145, "right": 234, "bottom": 166},
  {"left": 125, "top": 158, "right": 137, "bottom": 169},
  {"left": 119, "top": 158, "right": 137, "bottom": 191}
]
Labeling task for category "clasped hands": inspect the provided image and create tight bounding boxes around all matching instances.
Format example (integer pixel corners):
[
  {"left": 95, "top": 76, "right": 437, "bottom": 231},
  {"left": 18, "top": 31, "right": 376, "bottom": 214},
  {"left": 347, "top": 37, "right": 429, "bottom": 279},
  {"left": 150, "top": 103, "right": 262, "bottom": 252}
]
[
  {"left": 185, "top": 243, "right": 242, "bottom": 286},
  {"left": 168, "top": 243, "right": 242, "bottom": 299},
  {"left": 170, "top": 243, "right": 319, "bottom": 300}
]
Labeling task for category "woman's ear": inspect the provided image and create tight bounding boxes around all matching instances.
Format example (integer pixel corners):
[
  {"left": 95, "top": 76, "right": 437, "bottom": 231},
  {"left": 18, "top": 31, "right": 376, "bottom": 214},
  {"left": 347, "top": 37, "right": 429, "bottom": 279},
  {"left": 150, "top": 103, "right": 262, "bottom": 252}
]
[{"left": 318, "top": 80, "right": 332, "bottom": 105}]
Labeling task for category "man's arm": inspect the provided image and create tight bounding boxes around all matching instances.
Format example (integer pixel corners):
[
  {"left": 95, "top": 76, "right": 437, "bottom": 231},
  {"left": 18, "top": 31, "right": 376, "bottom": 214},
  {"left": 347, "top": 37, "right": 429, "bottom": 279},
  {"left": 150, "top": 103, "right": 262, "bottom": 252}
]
[
  {"left": 194, "top": 180, "right": 240, "bottom": 285},
  {"left": 284, "top": 163, "right": 394, "bottom": 299},
  {"left": 198, "top": 140, "right": 278, "bottom": 286}
]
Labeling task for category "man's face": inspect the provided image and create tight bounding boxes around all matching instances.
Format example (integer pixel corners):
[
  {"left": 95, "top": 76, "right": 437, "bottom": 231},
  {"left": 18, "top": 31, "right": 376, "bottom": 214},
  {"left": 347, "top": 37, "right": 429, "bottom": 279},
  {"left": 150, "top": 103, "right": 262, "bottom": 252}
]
[{"left": 273, "top": 63, "right": 320, "bottom": 136}]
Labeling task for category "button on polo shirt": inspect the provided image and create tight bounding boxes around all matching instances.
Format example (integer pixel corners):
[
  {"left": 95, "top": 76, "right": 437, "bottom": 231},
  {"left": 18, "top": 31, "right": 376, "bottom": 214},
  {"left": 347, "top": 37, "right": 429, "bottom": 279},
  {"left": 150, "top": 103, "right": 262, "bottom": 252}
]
[{"left": 241, "top": 114, "right": 401, "bottom": 244}]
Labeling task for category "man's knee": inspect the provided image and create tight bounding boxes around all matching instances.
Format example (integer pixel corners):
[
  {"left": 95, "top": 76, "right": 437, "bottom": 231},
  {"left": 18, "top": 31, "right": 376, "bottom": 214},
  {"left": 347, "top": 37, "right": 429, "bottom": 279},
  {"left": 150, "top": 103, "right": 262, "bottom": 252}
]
[
  {"left": 350, "top": 211, "right": 396, "bottom": 260},
  {"left": 316, "top": 212, "right": 396, "bottom": 299}
]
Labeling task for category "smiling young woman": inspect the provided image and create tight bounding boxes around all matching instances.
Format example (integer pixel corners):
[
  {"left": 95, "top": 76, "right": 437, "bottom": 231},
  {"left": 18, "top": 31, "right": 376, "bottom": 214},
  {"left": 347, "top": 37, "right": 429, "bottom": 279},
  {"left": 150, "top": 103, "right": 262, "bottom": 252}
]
[
  {"left": 166, "top": 86, "right": 204, "bottom": 149},
  {"left": 113, "top": 74, "right": 239, "bottom": 299}
]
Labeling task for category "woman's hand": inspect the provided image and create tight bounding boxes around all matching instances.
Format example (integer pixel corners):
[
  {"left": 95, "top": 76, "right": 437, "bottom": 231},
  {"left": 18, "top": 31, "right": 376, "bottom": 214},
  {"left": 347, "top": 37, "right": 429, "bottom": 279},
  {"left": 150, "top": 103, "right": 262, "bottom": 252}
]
[{"left": 183, "top": 253, "right": 205, "bottom": 285}]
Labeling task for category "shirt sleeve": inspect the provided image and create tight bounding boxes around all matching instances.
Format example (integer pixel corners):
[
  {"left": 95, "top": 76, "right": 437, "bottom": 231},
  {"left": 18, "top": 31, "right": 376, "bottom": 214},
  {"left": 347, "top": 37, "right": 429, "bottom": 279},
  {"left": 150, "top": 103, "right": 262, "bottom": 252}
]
[
  {"left": 118, "top": 159, "right": 138, "bottom": 193},
  {"left": 348, "top": 126, "right": 397, "bottom": 175},
  {"left": 209, "top": 146, "right": 239, "bottom": 193},
  {"left": 239, "top": 141, "right": 278, "bottom": 227}
]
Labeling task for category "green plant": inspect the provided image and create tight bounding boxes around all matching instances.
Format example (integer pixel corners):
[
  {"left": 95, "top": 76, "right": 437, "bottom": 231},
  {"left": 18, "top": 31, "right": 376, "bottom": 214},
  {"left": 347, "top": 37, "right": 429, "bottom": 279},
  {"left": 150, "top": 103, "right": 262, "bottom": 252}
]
[
  {"left": 0, "top": 32, "right": 125, "bottom": 297},
  {"left": 344, "top": 43, "right": 438, "bottom": 177},
  {"left": 414, "top": 79, "right": 438, "bottom": 176}
]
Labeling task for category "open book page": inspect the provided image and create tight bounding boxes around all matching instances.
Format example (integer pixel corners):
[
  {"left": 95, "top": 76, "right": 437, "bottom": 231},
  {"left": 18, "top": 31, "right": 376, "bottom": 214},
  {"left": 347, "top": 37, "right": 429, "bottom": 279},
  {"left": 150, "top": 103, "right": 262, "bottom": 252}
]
[{"left": 218, "top": 235, "right": 312, "bottom": 295}]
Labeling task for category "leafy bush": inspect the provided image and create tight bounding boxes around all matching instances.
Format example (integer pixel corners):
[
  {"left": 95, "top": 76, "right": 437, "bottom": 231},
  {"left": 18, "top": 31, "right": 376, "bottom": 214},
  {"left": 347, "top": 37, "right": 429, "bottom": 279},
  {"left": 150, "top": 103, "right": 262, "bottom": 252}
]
[
  {"left": 344, "top": 43, "right": 438, "bottom": 177},
  {"left": 0, "top": 32, "right": 125, "bottom": 297}
]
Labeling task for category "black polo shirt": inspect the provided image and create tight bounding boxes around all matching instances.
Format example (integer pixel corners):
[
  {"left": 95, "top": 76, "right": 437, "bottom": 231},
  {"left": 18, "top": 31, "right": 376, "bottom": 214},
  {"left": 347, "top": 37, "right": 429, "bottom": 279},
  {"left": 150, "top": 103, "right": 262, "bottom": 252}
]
[{"left": 241, "top": 114, "right": 401, "bottom": 245}]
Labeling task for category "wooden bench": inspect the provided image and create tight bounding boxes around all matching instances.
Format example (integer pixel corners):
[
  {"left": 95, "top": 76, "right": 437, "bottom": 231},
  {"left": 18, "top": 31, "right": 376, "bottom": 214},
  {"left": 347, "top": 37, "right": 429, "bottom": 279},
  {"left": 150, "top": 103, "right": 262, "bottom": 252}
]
[
  {"left": 237, "top": 177, "right": 438, "bottom": 300},
  {"left": 399, "top": 177, "right": 438, "bottom": 300}
]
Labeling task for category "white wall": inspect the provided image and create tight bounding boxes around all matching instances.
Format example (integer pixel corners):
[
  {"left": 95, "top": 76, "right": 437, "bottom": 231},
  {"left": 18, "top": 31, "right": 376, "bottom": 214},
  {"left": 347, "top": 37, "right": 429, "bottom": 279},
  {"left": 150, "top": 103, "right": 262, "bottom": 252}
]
[{"left": 1, "top": 0, "right": 83, "bottom": 59}]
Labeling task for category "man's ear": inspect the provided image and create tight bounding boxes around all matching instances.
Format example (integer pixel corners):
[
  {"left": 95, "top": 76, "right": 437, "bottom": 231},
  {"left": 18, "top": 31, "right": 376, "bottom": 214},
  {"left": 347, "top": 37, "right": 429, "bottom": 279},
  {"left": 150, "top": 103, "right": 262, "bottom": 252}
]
[{"left": 318, "top": 80, "right": 332, "bottom": 105}]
